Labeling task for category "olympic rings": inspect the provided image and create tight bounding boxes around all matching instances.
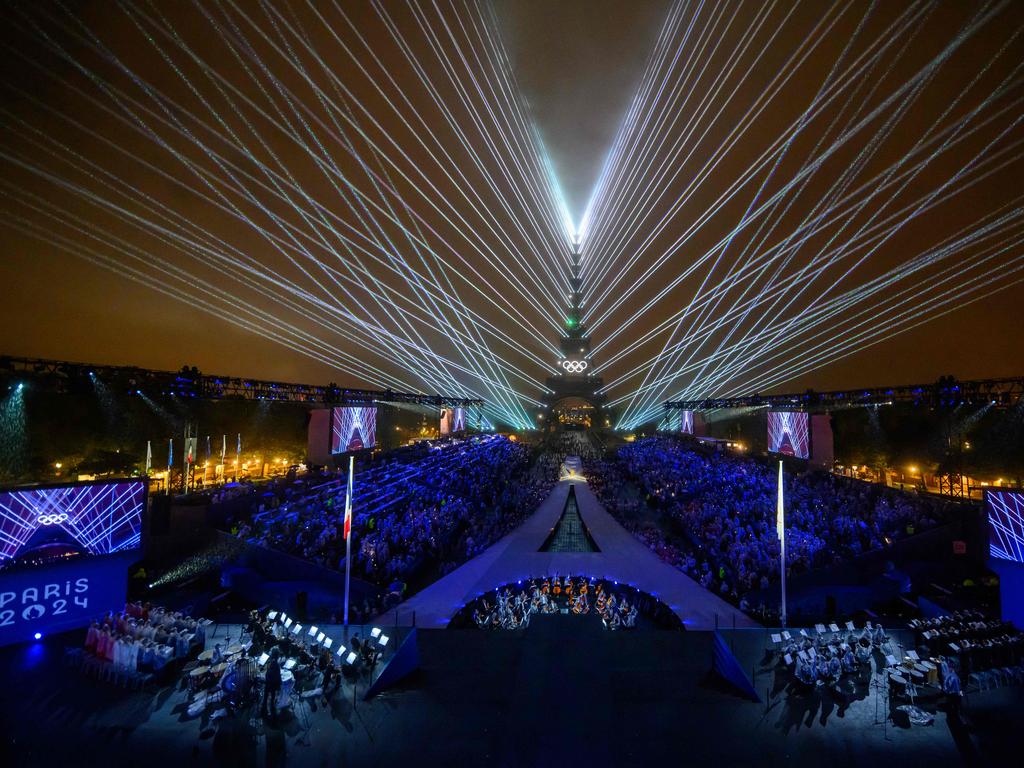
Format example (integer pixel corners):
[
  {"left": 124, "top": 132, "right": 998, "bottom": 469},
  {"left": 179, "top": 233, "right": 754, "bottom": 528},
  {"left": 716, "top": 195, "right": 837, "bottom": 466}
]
[
  {"left": 561, "top": 359, "right": 588, "bottom": 373},
  {"left": 37, "top": 513, "right": 69, "bottom": 526}
]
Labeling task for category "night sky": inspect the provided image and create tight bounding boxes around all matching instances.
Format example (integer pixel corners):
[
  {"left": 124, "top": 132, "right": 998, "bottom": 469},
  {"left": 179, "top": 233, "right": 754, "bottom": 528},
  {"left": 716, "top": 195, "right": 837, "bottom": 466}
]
[{"left": 0, "top": 1, "right": 1022, "bottom": 428}]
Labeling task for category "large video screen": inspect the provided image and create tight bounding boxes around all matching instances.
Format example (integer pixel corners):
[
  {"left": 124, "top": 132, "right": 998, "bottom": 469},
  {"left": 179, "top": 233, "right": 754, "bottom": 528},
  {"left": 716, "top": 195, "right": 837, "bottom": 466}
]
[
  {"left": 679, "top": 410, "right": 694, "bottom": 435},
  {"left": 0, "top": 553, "right": 133, "bottom": 647},
  {"left": 440, "top": 407, "right": 466, "bottom": 436},
  {"left": 331, "top": 406, "right": 377, "bottom": 453},
  {"left": 987, "top": 490, "right": 1024, "bottom": 563},
  {"left": 0, "top": 479, "right": 145, "bottom": 568},
  {"left": 767, "top": 411, "right": 810, "bottom": 459}
]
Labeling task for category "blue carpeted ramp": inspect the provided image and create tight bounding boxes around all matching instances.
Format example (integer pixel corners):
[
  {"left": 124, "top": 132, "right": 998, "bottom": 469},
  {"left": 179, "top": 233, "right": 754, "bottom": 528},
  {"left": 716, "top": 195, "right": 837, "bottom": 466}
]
[
  {"left": 711, "top": 631, "right": 761, "bottom": 702},
  {"left": 364, "top": 629, "right": 421, "bottom": 700}
]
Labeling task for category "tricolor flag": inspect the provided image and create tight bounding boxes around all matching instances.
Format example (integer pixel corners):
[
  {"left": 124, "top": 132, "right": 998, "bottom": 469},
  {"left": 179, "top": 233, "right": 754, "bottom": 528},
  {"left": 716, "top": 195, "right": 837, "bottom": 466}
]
[
  {"left": 343, "top": 455, "right": 354, "bottom": 540},
  {"left": 186, "top": 437, "right": 197, "bottom": 465},
  {"left": 776, "top": 461, "right": 785, "bottom": 541}
]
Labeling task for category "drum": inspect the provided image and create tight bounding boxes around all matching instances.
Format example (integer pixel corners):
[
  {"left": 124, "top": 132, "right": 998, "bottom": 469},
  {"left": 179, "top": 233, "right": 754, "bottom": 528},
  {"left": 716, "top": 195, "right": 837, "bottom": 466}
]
[
  {"left": 922, "top": 660, "right": 938, "bottom": 685},
  {"left": 188, "top": 665, "right": 208, "bottom": 692},
  {"left": 226, "top": 644, "right": 243, "bottom": 656},
  {"left": 889, "top": 673, "right": 907, "bottom": 697},
  {"left": 198, "top": 649, "right": 215, "bottom": 662}
]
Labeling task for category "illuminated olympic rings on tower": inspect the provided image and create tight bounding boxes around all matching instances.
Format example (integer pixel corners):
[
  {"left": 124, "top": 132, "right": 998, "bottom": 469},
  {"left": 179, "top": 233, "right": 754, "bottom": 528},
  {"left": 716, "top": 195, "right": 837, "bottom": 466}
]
[
  {"left": 37, "top": 512, "right": 69, "bottom": 526},
  {"left": 561, "top": 359, "right": 589, "bottom": 373}
]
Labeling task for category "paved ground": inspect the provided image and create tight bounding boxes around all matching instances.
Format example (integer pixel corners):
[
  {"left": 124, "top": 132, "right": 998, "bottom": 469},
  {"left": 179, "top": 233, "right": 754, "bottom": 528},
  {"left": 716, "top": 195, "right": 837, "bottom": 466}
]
[
  {"left": 2, "top": 619, "right": 1019, "bottom": 767},
  {"left": 383, "top": 478, "right": 755, "bottom": 630}
]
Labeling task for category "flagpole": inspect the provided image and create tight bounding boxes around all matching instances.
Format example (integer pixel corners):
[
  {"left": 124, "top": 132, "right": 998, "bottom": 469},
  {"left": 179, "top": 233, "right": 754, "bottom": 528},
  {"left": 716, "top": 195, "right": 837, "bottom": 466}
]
[
  {"left": 778, "top": 461, "right": 788, "bottom": 628},
  {"left": 344, "top": 455, "right": 354, "bottom": 627},
  {"left": 183, "top": 425, "right": 189, "bottom": 494}
]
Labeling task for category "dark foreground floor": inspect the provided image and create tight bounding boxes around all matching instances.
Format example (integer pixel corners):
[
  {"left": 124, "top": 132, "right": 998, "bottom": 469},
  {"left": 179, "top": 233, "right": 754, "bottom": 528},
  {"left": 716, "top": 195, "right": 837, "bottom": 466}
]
[{"left": 1, "top": 616, "right": 1020, "bottom": 767}]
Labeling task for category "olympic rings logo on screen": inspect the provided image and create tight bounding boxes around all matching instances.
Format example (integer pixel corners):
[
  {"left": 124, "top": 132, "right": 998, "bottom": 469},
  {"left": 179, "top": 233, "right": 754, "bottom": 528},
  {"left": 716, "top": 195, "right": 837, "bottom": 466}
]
[
  {"left": 561, "top": 359, "right": 588, "bottom": 373},
  {"left": 37, "top": 513, "right": 69, "bottom": 526}
]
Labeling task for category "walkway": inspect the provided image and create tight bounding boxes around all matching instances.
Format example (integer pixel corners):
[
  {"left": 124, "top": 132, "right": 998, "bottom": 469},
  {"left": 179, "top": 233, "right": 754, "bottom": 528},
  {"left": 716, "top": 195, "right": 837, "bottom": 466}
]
[{"left": 383, "top": 477, "right": 758, "bottom": 629}]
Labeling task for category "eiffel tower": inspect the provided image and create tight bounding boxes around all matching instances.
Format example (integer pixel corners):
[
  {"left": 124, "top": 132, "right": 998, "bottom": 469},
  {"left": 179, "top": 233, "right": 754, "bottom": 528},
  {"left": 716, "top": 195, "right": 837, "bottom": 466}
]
[{"left": 543, "top": 244, "right": 605, "bottom": 429}]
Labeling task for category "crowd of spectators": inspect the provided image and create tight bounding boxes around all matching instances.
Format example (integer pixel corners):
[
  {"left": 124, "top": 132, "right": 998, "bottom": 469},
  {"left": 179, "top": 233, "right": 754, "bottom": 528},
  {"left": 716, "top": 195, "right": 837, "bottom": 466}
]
[
  {"left": 588, "top": 437, "right": 949, "bottom": 609},
  {"left": 233, "top": 436, "right": 557, "bottom": 594}
]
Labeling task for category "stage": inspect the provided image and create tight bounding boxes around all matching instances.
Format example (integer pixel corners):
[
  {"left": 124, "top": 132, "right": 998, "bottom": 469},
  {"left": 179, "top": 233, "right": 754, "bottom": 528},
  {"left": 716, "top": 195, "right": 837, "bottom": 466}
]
[
  {"left": 2, "top": 620, "right": 1020, "bottom": 767},
  {"left": 381, "top": 477, "right": 757, "bottom": 630}
]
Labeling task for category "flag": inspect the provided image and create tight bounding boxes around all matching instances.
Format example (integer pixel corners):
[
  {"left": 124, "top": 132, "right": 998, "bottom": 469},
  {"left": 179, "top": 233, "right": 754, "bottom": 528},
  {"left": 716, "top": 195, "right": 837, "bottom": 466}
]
[
  {"left": 145, "top": 440, "right": 152, "bottom": 474},
  {"left": 205, "top": 435, "right": 211, "bottom": 461},
  {"left": 236, "top": 433, "right": 242, "bottom": 455},
  {"left": 186, "top": 437, "right": 197, "bottom": 465},
  {"left": 343, "top": 455, "right": 354, "bottom": 540},
  {"left": 167, "top": 438, "right": 173, "bottom": 469},
  {"left": 221, "top": 434, "right": 226, "bottom": 463},
  {"left": 776, "top": 461, "right": 785, "bottom": 541}
]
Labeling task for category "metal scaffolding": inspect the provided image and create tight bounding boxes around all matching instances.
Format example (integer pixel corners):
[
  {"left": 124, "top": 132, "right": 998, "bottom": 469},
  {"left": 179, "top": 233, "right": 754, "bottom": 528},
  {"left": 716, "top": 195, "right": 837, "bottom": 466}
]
[
  {"left": 664, "top": 375, "right": 1024, "bottom": 412},
  {"left": 0, "top": 355, "right": 483, "bottom": 408}
]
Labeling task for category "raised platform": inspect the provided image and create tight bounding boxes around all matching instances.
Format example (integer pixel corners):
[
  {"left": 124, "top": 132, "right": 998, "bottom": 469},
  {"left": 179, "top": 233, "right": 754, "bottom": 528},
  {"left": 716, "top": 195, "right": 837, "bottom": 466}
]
[
  {"left": 3, "top": 621, "right": 1019, "bottom": 766},
  {"left": 382, "top": 478, "right": 757, "bottom": 629}
]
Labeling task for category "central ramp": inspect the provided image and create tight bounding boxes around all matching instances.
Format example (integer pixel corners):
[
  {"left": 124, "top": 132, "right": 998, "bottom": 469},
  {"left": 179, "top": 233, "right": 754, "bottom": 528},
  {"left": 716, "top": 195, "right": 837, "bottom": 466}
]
[
  {"left": 383, "top": 477, "right": 757, "bottom": 630},
  {"left": 539, "top": 485, "right": 599, "bottom": 552}
]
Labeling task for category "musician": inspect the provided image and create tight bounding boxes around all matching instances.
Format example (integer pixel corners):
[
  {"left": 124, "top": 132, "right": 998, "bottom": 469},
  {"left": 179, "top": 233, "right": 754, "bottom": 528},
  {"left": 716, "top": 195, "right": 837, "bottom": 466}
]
[
  {"left": 262, "top": 648, "right": 282, "bottom": 722},
  {"left": 321, "top": 654, "right": 342, "bottom": 703},
  {"left": 942, "top": 665, "right": 963, "bottom": 723}
]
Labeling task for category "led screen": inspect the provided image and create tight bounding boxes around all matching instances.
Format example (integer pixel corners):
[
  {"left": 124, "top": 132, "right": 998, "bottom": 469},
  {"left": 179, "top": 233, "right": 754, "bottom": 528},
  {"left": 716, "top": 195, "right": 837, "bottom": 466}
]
[
  {"left": 331, "top": 406, "right": 377, "bottom": 453},
  {"left": 679, "top": 410, "right": 694, "bottom": 435},
  {"left": 440, "top": 407, "right": 466, "bottom": 436},
  {"left": 0, "top": 553, "right": 133, "bottom": 647},
  {"left": 0, "top": 479, "right": 145, "bottom": 567},
  {"left": 767, "top": 411, "right": 810, "bottom": 459},
  {"left": 987, "top": 490, "right": 1024, "bottom": 563}
]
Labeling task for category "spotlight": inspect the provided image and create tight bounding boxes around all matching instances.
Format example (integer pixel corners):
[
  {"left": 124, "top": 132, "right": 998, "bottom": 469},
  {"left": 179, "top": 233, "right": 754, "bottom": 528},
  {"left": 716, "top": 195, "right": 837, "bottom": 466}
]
[{"left": 34, "top": 632, "right": 42, "bottom": 641}]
